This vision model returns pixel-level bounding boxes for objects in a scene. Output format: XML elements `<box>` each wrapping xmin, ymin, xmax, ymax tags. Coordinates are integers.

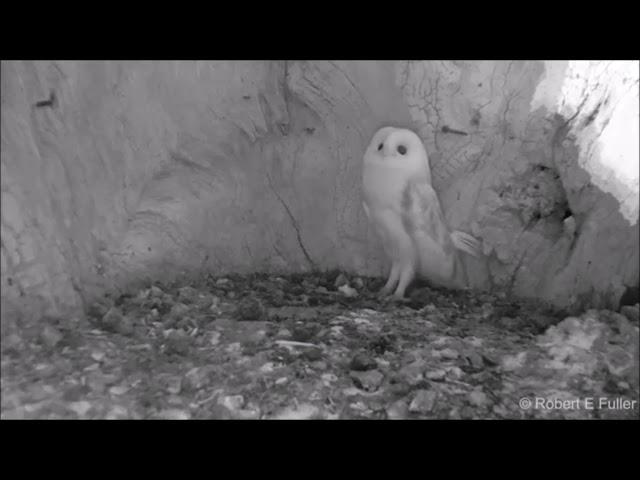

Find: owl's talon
<box><xmin>378</xmin><ymin>291</ymin><xmax>408</xmax><ymax>303</ymax></box>
<box><xmin>378</xmin><ymin>287</ymin><xmax>393</xmax><ymax>298</ymax></box>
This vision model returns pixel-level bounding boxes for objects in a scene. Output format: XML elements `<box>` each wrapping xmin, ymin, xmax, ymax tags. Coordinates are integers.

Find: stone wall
<box><xmin>1</xmin><ymin>60</ymin><xmax>637</xmax><ymax>327</ymax></box>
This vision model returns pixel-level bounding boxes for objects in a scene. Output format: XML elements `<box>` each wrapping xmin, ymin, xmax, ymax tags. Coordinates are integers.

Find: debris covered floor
<box><xmin>2</xmin><ymin>272</ymin><xmax>639</xmax><ymax>419</ymax></box>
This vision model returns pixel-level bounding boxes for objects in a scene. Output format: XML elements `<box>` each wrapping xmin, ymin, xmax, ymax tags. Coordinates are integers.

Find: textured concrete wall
<box><xmin>1</xmin><ymin>60</ymin><xmax>638</xmax><ymax>327</ymax></box>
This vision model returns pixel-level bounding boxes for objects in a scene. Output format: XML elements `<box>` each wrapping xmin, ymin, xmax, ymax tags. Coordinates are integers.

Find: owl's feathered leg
<box><xmin>393</xmin><ymin>263</ymin><xmax>415</xmax><ymax>299</ymax></box>
<box><xmin>379</xmin><ymin>262</ymin><xmax>400</xmax><ymax>297</ymax></box>
<box><xmin>392</xmin><ymin>236</ymin><xmax>417</xmax><ymax>299</ymax></box>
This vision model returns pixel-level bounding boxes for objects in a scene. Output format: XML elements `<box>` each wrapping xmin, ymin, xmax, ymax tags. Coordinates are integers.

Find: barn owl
<box><xmin>362</xmin><ymin>126</ymin><xmax>481</xmax><ymax>299</ymax></box>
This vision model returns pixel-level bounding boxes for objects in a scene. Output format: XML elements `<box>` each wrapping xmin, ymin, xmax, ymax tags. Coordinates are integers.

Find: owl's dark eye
<box><xmin>377</xmin><ymin>143</ymin><xmax>384</xmax><ymax>151</ymax></box>
<box><xmin>397</xmin><ymin>145</ymin><xmax>407</xmax><ymax>155</ymax></box>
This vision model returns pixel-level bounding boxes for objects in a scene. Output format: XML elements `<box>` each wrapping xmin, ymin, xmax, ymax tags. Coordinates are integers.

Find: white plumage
<box><xmin>362</xmin><ymin>126</ymin><xmax>481</xmax><ymax>299</ymax></box>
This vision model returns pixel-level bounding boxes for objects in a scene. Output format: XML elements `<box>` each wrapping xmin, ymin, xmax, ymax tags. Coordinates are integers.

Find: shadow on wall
<box><xmin>466</xmin><ymin>109</ymin><xmax>638</xmax><ymax>313</ymax></box>
<box><xmin>544</xmin><ymin>114</ymin><xmax>638</xmax><ymax>311</ymax></box>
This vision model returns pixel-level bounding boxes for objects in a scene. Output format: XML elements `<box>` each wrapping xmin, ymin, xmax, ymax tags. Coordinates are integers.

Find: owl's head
<box><xmin>364</xmin><ymin>126</ymin><xmax>431</xmax><ymax>177</ymax></box>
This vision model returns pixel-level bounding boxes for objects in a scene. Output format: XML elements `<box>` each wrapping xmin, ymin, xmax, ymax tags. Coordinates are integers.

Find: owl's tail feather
<box><xmin>450</xmin><ymin>231</ymin><xmax>481</xmax><ymax>257</ymax></box>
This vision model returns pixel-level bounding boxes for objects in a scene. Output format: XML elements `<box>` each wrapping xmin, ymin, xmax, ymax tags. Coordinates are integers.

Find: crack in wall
<box><xmin>327</xmin><ymin>61</ymin><xmax>371</xmax><ymax>113</ymax></box>
<box><xmin>266</xmin><ymin>172</ymin><xmax>316</xmax><ymax>270</ymax></box>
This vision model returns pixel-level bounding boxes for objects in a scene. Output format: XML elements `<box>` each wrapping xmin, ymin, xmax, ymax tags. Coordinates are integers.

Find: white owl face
<box><xmin>364</xmin><ymin>126</ymin><xmax>430</xmax><ymax>175</ymax></box>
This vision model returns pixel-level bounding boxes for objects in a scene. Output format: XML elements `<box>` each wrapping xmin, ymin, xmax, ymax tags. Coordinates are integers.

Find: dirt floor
<box><xmin>1</xmin><ymin>272</ymin><xmax>638</xmax><ymax>419</ymax></box>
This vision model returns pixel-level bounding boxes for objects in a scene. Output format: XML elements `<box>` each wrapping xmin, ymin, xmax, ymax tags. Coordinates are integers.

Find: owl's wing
<box><xmin>402</xmin><ymin>179</ymin><xmax>481</xmax><ymax>258</ymax></box>
<box><xmin>362</xmin><ymin>201</ymin><xmax>370</xmax><ymax>221</ymax></box>
<box><xmin>400</xmin><ymin>179</ymin><xmax>454</xmax><ymax>254</ymax></box>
